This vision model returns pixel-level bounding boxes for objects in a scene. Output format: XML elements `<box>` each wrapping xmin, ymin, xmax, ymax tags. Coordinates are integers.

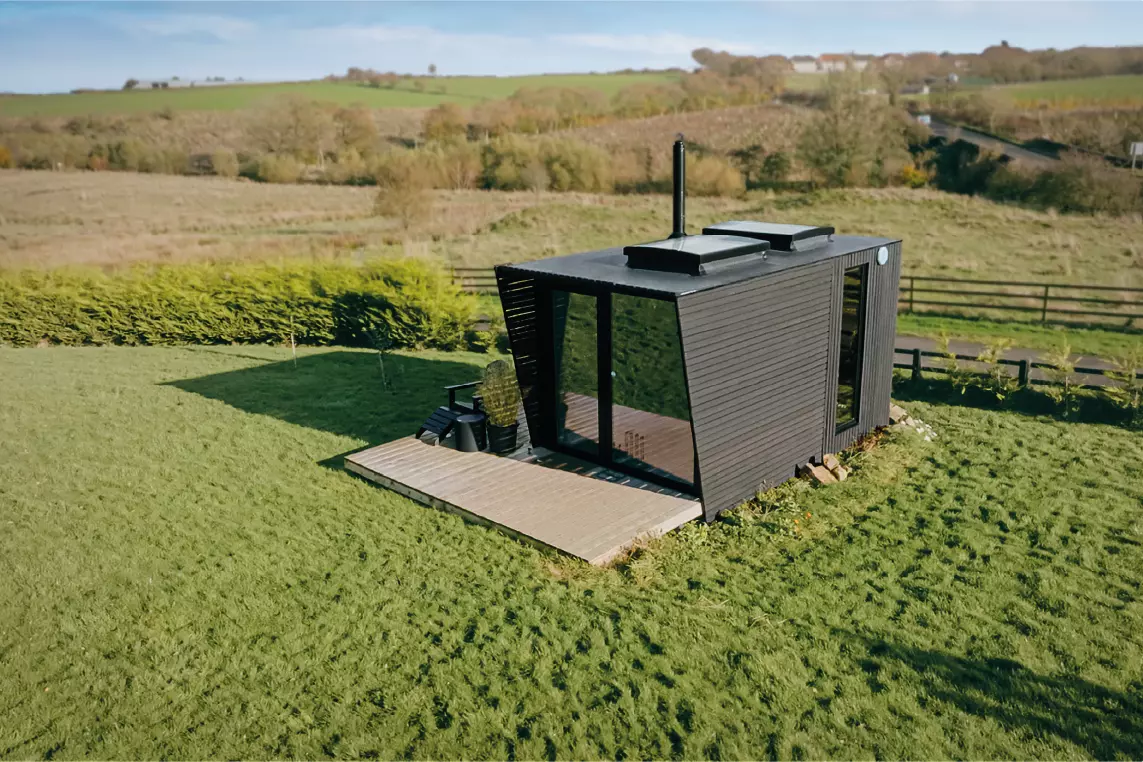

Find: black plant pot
<box><xmin>487</xmin><ymin>422</ymin><xmax>519</xmax><ymax>454</ymax></box>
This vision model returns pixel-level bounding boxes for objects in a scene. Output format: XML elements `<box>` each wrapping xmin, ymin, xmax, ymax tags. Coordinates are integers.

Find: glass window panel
<box><xmin>611</xmin><ymin>293</ymin><xmax>695</xmax><ymax>485</ymax></box>
<box><xmin>552</xmin><ymin>291</ymin><xmax>598</xmax><ymax>455</ymax></box>
<box><xmin>835</xmin><ymin>265</ymin><xmax>867</xmax><ymax>431</ymax></box>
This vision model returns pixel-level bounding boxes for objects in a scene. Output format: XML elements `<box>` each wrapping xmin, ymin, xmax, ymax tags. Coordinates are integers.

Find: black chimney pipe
<box><xmin>670</xmin><ymin>134</ymin><xmax>685</xmax><ymax>238</ymax></box>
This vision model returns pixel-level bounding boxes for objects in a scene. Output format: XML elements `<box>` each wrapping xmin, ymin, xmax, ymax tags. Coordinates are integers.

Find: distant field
<box><xmin>3</xmin><ymin>169</ymin><xmax>1141</xmax><ymax>286</ymax></box>
<box><xmin>0</xmin><ymin>72</ymin><xmax>681</xmax><ymax>118</ymax></box>
<box><xmin>784</xmin><ymin>72</ymin><xmax>829</xmax><ymax>91</ymax></box>
<box><xmin>995</xmin><ymin>74</ymin><xmax>1143</xmax><ymax>107</ymax></box>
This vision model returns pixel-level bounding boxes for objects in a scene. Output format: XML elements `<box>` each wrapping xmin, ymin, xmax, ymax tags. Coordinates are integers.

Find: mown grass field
<box><xmin>1</xmin><ymin>345</ymin><xmax>1142</xmax><ymax>758</ymax></box>
<box><xmin>0</xmin><ymin>72</ymin><xmax>680</xmax><ymax>118</ymax></box>
<box><xmin>995</xmin><ymin>74</ymin><xmax>1143</xmax><ymax>107</ymax></box>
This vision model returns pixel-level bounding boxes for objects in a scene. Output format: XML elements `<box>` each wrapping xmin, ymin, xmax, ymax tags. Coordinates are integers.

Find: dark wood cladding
<box><xmin>495</xmin><ymin>235</ymin><xmax>901</xmax><ymax>526</ymax></box>
<box><xmin>677</xmin><ymin>265</ymin><xmax>835</xmax><ymax>521</ymax></box>
<box><xmin>495</xmin><ymin>265</ymin><xmax>541</xmax><ymax>447</ymax></box>
<box><xmin>823</xmin><ymin>242</ymin><xmax>902</xmax><ymax>454</ymax></box>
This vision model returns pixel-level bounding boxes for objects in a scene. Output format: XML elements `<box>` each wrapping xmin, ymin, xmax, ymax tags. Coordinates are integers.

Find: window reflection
<box><xmin>836</xmin><ymin>264</ymin><xmax>866</xmax><ymax>430</ymax></box>
<box><xmin>611</xmin><ymin>294</ymin><xmax>694</xmax><ymax>485</ymax></box>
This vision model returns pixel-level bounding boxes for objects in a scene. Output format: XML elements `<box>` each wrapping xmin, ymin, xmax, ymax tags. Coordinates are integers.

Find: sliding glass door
<box><xmin>548</xmin><ymin>287</ymin><xmax>696</xmax><ymax>492</ymax></box>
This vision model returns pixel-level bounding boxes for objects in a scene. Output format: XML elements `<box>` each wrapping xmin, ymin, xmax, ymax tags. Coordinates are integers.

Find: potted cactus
<box><xmin>479</xmin><ymin>359</ymin><xmax>521</xmax><ymax>453</ymax></box>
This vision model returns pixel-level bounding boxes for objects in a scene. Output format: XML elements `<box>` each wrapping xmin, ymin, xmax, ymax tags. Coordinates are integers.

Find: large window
<box><xmin>552</xmin><ymin>291</ymin><xmax>599</xmax><ymax>455</ymax></box>
<box><xmin>611</xmin><ymin>294</ymin><xmax>694</xmax><ymax>485</ymax></box>
<box><xmin>835</xmin><ymin>265</ymin><xmax>867</xmax><ymax>431</ymax></box>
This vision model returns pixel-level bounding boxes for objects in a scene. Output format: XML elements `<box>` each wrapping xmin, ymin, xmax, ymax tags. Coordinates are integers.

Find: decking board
<box><xmin>345</xmin><ymin>438</ymin><xmax>700</xmax><ymax>566</ymax></box>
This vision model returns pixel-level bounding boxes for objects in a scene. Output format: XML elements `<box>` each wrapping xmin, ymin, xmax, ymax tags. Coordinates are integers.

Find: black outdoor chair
<box><xmin>415</xmin><ymin>381</ymin><xmax>483</xmax><ymax>441</ymax></box>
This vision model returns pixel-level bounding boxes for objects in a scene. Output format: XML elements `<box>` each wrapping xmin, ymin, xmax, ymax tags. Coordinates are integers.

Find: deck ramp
<box><xmin>345</xmin><ymin>439</ymin><xmax>701</xmax><ymax>566</ymax></box>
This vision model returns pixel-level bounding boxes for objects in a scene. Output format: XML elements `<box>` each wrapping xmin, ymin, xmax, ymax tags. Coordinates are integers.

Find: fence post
<box><xmin>909</xmin><ymin>276</ymin><xmax>916</xmax><ymax>313</ymax></box>
<box><xmin>1018</xmin><ymin>359</ymin><xmax>1029</xmax><ymax>387</ymax></box>
<box><xmin>1040</xmin><ymin>284</ymin><xmax>1050</xmax><ymax>323</ymax></box>
<box><xmin>911</xmin><ymin>348</ymin><xmax>923</xmax><ymax>382</ymax></box>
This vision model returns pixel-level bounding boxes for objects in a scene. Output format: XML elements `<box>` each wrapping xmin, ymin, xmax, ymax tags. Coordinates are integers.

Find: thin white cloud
<box><xmin>120</xmin><ymin>14</ymin><xmax>257</xmax><ymax>43</ymax></box>
<box><xmin>311</xmin><ymin>24</ymin><xmax>523</xmax><ymax>50</ymax></box>
<box><xmin>553</xmin><ymin>32</ymin><xmax>760</xmax><ymax>57</ymax></box>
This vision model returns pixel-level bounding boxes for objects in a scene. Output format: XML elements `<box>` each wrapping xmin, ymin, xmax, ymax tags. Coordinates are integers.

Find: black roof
<box><xmin>503</xmin><ymin>232</ymin><xmax>898</xmax><ymax>298</ymax></box>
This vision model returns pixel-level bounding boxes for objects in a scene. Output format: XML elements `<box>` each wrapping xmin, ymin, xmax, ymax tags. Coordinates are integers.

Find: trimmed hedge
<box><xmin>0</xmin><ymin>259</ymin><xmax>478</xmax><ymax>349</ymax></box>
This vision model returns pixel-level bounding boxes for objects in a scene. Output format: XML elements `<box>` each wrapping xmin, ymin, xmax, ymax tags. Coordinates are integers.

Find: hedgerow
<box><xmin>0</xmin><ymin>259</ymin><xmax>478</xmax><ymax>349</ymax></box>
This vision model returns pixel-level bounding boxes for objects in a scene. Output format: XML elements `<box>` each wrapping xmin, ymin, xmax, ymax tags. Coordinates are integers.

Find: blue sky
<box><xmin>1</xmin><ymin>1</ymin><xmax>1141</xmax><ymax>93</ymax></box>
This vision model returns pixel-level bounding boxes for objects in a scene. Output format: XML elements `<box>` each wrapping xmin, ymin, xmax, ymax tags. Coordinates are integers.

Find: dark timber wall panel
<box><xmin>824</xmin><ymin>242</ymin><xmax>903</xmax><ymax>454</ymax></box>
<box><xmin>678</xmin><ymin>263</ymin><xmax>835</xmax><ymax>521</ymax></box>
<box><xmin>495</xmin><ymin>266</ymin><xmax>541</xmax><ymax>447</ymax></box>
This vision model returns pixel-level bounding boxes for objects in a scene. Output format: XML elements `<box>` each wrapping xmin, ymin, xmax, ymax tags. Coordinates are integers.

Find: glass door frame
<box><xmin>536</xmin><ymin>280</ymin><xmax>698</xmax><ymax>496</ymax></box>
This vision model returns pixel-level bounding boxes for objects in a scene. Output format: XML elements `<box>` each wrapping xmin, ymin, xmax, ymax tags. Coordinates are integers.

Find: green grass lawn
<box><xmin>994</xmin><ymin>74</ymin><xmax>1143</xmax><ymax>106</ymax></box>
<box><xmin>0</xmin><ymin>72</ymin><xmax>680</xmax><ymax>118</ymax></box>
<box><xmin>3</xmin><ymin>345</ymin><xmax>1143</xmax><ymax>758</ymax></box>
<box><xmin>897</xmin><ymin>314</ymin><xmax>1143</xmax><ymax>360</ymax></box>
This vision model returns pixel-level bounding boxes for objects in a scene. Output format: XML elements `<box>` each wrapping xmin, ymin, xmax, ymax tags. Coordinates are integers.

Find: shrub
<box><xmin>0</xmin><ymin>145</ymin><xmax>10</xmax><ymax>169</ymax></box>
<box><xmin>1103</xmin><ymin>348</ymin><xmax>1143</xmax><ymax>428</ymax></box>
<box><xmin>480</xmin><ymin>136</ymin><xmax>612</xmax><ymax>193</ymax></box>
<box><xmin>425</xmin><ymin>140</ymin><xmax>481</xmax><ymax>190</ymax></box>
<box><xmin>542</xmin><ymin>138</ymin><xmax>612</xmax><ymax>193</ymax></box>
<box><xmin>760</xmin><ymin>151</ymin><xmax>792</xmax><ymax>183</ymax></box>
<box><xmin>480</xmin><ymin>135</ymin><xmax>543</xmax><ymax>191</ymax></box>
<box><xmin>899</xmin><ymin>164</ymin><xmax>928</xmax><ymax>188</ymax></box>
<box><xmin>1042</xmin><ymin>344</ymin><xmax>1080</xmax><ymax>417</ymax></box>
<box><xmin>373</xmin><ymin>151</ymin><xmax>433</xmax><ymax>228</ymax></box>
<box><xmin>321</xmin><ymin>147</ymin><xmax>370</xmax><ymax>185</ymax></box>
<box><xmin>688</xmin><ymin>155</ymin><xmax>745</xmax><ymax>197</ymax></box>
<box><xmin>211</xmin><ymin>150</ymin><xmax>240</xmax><ymax>178</ymax></box>
<box><xmin>423</xmin><ymin>103</ymin><xmax>468</xmax><ymax>143</ymax></box>
<box><xmin>0</xmin><ymin>259</ymin><xmax>476</xmax><ymax>349</ymax></box>
<box><xmin>479</xmin><ymin>359</ymin><xmax>521</xmax><ymax>426</ymax></box>
<box><xmin>256</xmin><ymin>154</ymin><xmax>303</xmax><ymax>184</ymax></box>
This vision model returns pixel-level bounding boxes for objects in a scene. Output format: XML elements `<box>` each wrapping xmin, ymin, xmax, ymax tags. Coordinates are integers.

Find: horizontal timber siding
<box><xmin>677</xmin><ymin>264</ymin><xmax>834</xmax><ymax>521</ymax></box>
<box><xmin>824</xmin><ymin>242</ymin><xmax>903</xmax><ymax>454</ymax></box>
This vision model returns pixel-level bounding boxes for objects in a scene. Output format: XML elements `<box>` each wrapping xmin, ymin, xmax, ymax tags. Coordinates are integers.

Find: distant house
<box><xmin>132</xmin><ymin>78</ymin><xmax>235</xmax><ymax>90</ymax></box>
<box><xmin>790</xmin><ymin>55</ymin><xmax>818</xmax><ymax>74</ymax></box>
<box><xmin>787</xmin><ymin>53</ymin><xmax>871</xmax><ymax>73</ymax></box>
<box><xmin>900</xmin><ymin>82</ymin><xmax>931</xmax><ymax>96</ymax></box>
<box><xmin>818</xmin><ymin>54</ymin><xmax>869</xmax><ymax>72</ymax></box>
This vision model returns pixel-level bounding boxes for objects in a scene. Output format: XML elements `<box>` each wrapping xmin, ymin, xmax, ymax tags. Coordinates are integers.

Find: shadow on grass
<box><xmin>852</xmin><ymin>633</ymin><xmax>1143</xmax><ymax>759</ymax></box>
<box><xmin>167</xmin><ymin>350</ymin><xmax>482</xmax><ymax>447</ymax></box>
<box><xmin>892</xmin><ymin>375</ymin><xmax>1137</xmax><ymax>429</ymax></box>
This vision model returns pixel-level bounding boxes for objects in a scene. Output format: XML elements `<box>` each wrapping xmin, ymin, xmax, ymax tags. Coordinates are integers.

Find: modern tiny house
<box><xmin>495</xmin><ymin>140</ymin><xmax>902</xmax><ymax>522</ymax></box>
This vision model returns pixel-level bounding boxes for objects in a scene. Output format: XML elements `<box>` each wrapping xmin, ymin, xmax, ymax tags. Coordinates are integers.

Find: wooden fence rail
<box><xmin>452</xmin><ymin>268</ymin><xmax>499</xmax><ymax>294</ymax></box>
<box><xmin>898</xmin><ymin>274</ymin><xmax>1143</xmax><ymax>323</ymax></box>
<box><xmin>453</xmin><ymin>268</ymin><xmax>1143</xmax><ymax>324</ymax></box>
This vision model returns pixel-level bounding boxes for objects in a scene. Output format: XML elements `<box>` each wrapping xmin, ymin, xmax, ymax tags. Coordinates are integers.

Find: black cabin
<box><xmin>495</xmin><ymin>140</ymin><xmax>902</xmax><ymax>521</ymax></box>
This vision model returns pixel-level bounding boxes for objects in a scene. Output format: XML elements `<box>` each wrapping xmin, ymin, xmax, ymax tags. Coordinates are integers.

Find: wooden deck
<box><xmin>345</xmin><ymin>438</ymin><xmax>701</xmax><ymax>566</ymax></box>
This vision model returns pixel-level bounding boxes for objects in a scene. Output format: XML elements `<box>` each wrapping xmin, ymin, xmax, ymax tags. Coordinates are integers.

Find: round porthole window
<box><xmin>876</xmin><ymin>246</ymin><xmax>889</xmax><ymax>265</ymax></box>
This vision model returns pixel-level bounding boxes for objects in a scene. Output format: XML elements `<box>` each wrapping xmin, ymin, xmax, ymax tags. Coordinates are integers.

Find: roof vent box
<box><xmin>702</xmin><ymin>221</ymin><xmax>834</xmax><ymax>252</ymax></box>
<box><xmin>624</xmin><ymin>234</ymin><xmax>769</xmax><ymax>276</ymax></box>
